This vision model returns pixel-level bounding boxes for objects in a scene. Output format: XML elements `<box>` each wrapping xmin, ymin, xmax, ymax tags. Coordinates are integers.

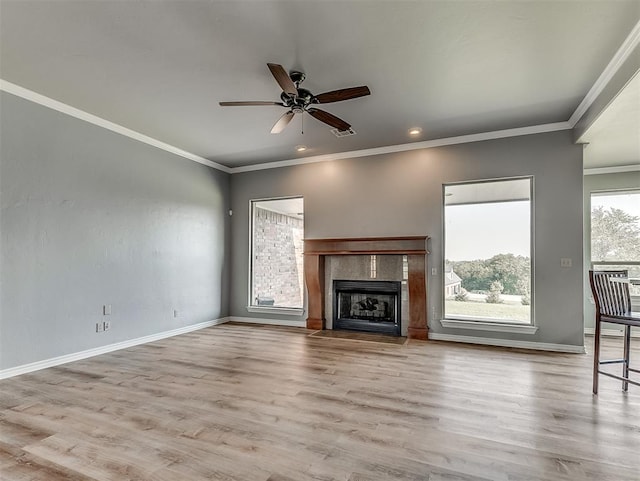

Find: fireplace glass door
<box><xmin>333</xmin><ymin>280</ymin><xmax>401</xmax><ymax>336</ymax></box>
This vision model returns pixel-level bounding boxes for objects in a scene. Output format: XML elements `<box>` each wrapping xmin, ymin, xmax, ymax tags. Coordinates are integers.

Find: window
<box><xmin>590</xmin><ymin>190</ymin><xmax>640</xmax><ymax>304</ymax></box>
<box><xmin>443</xmin><ymin>178</ymin><xmax>533</xmax><ymax>324</ymax></box>
<box><xmin>250</xmin><ymin>197</ymin><xmax>304</xmax><ymax>311</ymax></box>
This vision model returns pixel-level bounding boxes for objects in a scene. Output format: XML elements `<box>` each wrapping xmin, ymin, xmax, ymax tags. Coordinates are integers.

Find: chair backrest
<box><xmin>589</xmin><ymin>270</ymin><xmax>632</xmax><ymax>317</ymax></box>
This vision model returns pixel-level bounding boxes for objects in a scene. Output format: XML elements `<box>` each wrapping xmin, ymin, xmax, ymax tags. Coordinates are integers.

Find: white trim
<box><xmin>585</xmin><ymin>327</ymin><xmax>640</xmax><ymax>338</ymax></box>
<box><xmin>429</xmin><ymin>332</ymin><xmax>586</xmax><ymax>354</ymax></box>
<box><xmin>0</xmin><ymin>78</ymin><xmax>571</xmax><ymax>175</ymax></box>
<box><xmin>584</xmin><ymin>164</ymin><xmax>640</xmax><ymax>175</ymax></box>
<box><xmin>0</xmin><ymin>317</ymin><xmax>230</xmax><ymax>380</ymax></box>
<box><xmin>246</xmin><ymin>306</ymin><xmax>304</xmax><ymax>316</ymax></box>
<box><xmin>4</xmin><ymin>13</ymin><xmax>636</xmax><ymax>178</ymax></box>
<box><xmin>568</xmin><ymin>19</ymin><xmax>640</xmax><ymax>127</ymax></box>
<box><xmin>228</xmin><ymin>316</ymin><xmax>306</xmax><ymax>327</ymax></box>
<box><xmin>229</xmin><ymin>122</ymin><xmax>572</xmax><ymax>173</ymax></box>
<box><xmin>440</xmin><ymin>318</ymin><xmax>538</xmax><ymax>334</ymax></box>
<box><xmin>248</xmin><ymin>195</ymin><xmax>305</xmax><ymax>312</ymax></box>
<box><xmin>0</xmin><ymin>79</ymin><xmax>231</xmax><ymax>174</ymax></box>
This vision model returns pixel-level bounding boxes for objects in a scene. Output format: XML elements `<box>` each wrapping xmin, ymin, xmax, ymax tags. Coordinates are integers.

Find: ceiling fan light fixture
<box><xmin>295</xmin><ymin>145</ymin><xmax>307</xmax><ymax>152</ymax></box>
<box><xmin>409</xmin><ymin>127</ymin><xmax>423</xmax><ymax>136</ymax></box>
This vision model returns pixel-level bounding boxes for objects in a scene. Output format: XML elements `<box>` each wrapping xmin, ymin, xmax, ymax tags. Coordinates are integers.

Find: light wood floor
<box><xmin>1</xmin><ymin>323</ymin><xmax>639</xmax><ymax>481</ymax></box>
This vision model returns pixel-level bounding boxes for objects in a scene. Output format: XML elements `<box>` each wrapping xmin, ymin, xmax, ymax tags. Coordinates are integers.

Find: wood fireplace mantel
<box><xmin>303</xmin><ymin>236</ymin><xmax>430</xmax><ymax>340</ymax></box>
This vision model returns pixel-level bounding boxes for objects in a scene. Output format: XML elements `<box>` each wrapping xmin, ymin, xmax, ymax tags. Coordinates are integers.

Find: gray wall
<box><xmin>231</xmin><ymin>130</ymin><xmax>585</xmax><ymax>347</ymax></box>
<box><xmin>0</xmin><ymin>92</ymin><xmax>230</xmax><ymax>370</ymax></box>
<box><xmin>583</xmin><ymin>170</ymin><xmax>640</xmax><ymax>329</ymax></box>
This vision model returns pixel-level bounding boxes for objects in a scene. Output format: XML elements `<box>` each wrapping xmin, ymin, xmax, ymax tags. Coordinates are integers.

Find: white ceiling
<box><xmin>1</xmin><ymin>1</ymin><xmax>639</xmax><ymax>169</ymax></box>
<box><xmin>579</xmin><ymin>71</ymin><xmax>640</xmax><ymax>169</ymax></box>
<box><xmin>445</xmin><ymin>178</ymin><xmax>531</xmax><ymax>206</ymax></box>
<box><xmin>254</xmin><ymin>197</ymin><xmax>304</xmax><ymax>219</ymax></box>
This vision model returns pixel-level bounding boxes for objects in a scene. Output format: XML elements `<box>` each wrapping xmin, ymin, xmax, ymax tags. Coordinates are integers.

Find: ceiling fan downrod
<box><xmin>289</xmin><ymin>71</ymin><xmax>306</xmax><ymax>87</ymax></box>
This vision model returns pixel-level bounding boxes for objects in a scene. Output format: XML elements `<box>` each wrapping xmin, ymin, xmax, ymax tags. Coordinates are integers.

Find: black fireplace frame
<box><xmin>333</xmin><ymin>280</ymin><xmax>401</xmax><ymax>336</ymax></box>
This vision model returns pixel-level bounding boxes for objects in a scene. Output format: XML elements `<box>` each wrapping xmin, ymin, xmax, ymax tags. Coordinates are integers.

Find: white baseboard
<box><xmin>429</xmin><ymin>332</ymin><xmax>586</xmax><ymax>353</ymax></box>
<box><xmin>440</xmin><ymin>318</ymin><xmax>538</xmax><ymax>334</ymax></box>
<box><xmin>228</xmin><ymin>316</ymin><xmax>307</xmax><ymax>327</ymax></box>
<box><xmin>0</xmin><ymin>317</ymin><xmax>230</xmax><ymax>380</ymax></box>
<box><xmin>584</xmin><ymin>327</ymin><xmax>640</xmax><ymax>338</ymax></box>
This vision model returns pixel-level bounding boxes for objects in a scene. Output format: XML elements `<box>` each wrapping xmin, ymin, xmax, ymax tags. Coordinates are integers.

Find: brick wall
<box><xmin>252</xmin><ymin>207</ymin><xmax>304</xmax><ymax>308</ymax></box>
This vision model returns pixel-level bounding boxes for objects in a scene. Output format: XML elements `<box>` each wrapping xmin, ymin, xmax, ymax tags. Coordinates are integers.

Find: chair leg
<box><xmin>593</xmin><ymin>318</ymin><xmax>601</xmax><ymax>395</ymax></box>
<box><xmin>623</xmin><ymin>325</ymin><xmax>631</xmax><ymax>392</ymax></box>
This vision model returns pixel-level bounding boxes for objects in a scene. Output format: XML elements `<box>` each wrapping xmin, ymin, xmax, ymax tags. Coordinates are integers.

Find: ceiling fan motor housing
<box><xmin>280</xmin><ymin>88</ymin><xmax>314</xmax><ymax>110</ymax></box>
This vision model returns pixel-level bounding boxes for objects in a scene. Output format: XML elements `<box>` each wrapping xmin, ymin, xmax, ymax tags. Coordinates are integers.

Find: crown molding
<box><xmin>233</xmin><ymin>18</ymin><xmax>639</xmax><ymax>174</ymax></box>
<box><xmin>4</xmin><ymin>16</ymin><xmax>637</xmax><ymax>176</ymax></box>
<box><xmin>229</xmin><ymin>122</ymin><xmax>572</xmax><ymax>173</ymax></box>
<box><xmin>568</xmin><ymin>19</ymin><xmax>640</xmax><ymax>128</ymax></box>
<box><xmin>0</xmin><ymin>79</ymin><xmax>232</xmax><ymax>174</ymax></box>
<box><xmin>1</xmin><ymin>78</ymin><xmax>571</xmax><ymax>174</ymax></box>
<box><xmin>583</xmin><ymin>164</ymin><xmax>640</xmax><ymax>175</ymax></box>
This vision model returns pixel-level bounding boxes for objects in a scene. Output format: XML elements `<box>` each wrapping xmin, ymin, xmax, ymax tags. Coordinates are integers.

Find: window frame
<box><xmin>441</xmin><ymin>176</ymin><xmax>536</xmax><ymax>330</ymax></box>
<box><xmin>589</xmin><ymin>188</ymin><xmax>640</xmax><ymax>307</ymax></box>
<box><xmin>247</xmin><ymin>195</ymin><xmax>305</xmax><ymax>316</ymax></box>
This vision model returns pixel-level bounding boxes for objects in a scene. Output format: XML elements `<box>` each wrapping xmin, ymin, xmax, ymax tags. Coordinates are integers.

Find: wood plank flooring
<box><xmin>1</xmin><ymin>323</ymin><xmax>639</xmax><ymax>481</ymax></box>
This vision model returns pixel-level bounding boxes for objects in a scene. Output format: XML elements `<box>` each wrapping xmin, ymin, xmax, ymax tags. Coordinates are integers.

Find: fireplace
<box><xmin>333</xmin><ymin>280</ymin><xmax>401</xmax><ymax>336</ymax></box>
<box><xmin>304</xmin><ymin>236</ymin><xmax>429</xmax><ymax>340</ymax></box>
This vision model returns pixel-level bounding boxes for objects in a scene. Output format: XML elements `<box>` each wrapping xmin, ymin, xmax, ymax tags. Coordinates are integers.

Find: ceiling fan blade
<box><xmin>271</xmin><ymin>111</ymin><xmax>295</xmax><ymax>134</ymax></box>
<box><xmin>219</xmin><ymin>101</ymin><xmax>283</xmax><ymax>106</ymax></box>
<box><xmin>267</xmin><ymin>63</ymin><xmax>297</xmax><ymax>96</ymax></box>
<box><xmin>314</xmin><ymin>86</ymin><xmax>371</xmax><ymax>104</ymax></box>
<box><xmin>307</xmin><ymin>108</ymin><xmax>351</xmax><ymax>131</ymax></box>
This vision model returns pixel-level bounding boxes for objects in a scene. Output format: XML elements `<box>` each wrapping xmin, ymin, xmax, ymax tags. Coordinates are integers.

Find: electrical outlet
<box><xmin>560</xmin><ymin>258</ymin><xmax>572</xmax><ymax>268</ymax></box>
<box><xmin>431</xmin><ymin>268</ymin><xmax>437</xmax><ymax>276</ymax></box>
<box><xmin>96</xmin><ymin>322</ymin><xmax>104</xmax><ymax>333</ymax></box>
<box><xmin>103</xmin><ymin>321</ymin><xmax>111</xmax><ymax>331</ymax></box>
<box><xmin>103</xmin><ymin>304</ymin><xmax>112</xmax><ymax>316</ymax></box>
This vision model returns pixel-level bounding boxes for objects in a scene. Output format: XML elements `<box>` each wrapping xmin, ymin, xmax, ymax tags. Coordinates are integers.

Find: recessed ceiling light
<box><xmin>408</xmin><ymin>127</ymin><xmax>422</xmax><ymax>136</ymax></box>
<box><xmin>295</xmin><ymin>145</ymin><xmax>307</xmax><ymax>152</ymax></box>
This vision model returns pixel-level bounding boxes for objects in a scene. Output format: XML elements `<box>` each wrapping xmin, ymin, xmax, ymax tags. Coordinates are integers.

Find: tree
<box><xmin>591</xmin><ymin>206</ymin><xmax>640</xmax><ymax>261</ymax></box>
<box><xmin>449</xmin><ymin>260</ymin><xmax>492</xmax><ymax>292</ymax></box>
<box><xmin>517</xmin><ymin>278</ymin><xmax>530</xmax><ymax>305</ymax></box>
<box><xmin>486</xmin><ymin>254</ymin><xmax>530</xmax><ymax>295</ymax></box>
<box><xmin>486</xmin><ymin>281</ymin><xmax>504</xmax><ymax>304</ymax></box>
<box><xmin>448</xmin><ymin>254</ymin><xmax>530</xmax><ymax>295</ymax></box>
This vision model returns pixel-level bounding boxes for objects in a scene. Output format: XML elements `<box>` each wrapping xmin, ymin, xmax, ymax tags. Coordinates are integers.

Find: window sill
<box><xmin>246</xmin><ymin>306</ymin><xmax>304</xmax><ymax>316</ymax></box>
<box><xmin>440</xmin><ymin>318</ymin><xmax>538</xmax><ymax>334</ymax></box>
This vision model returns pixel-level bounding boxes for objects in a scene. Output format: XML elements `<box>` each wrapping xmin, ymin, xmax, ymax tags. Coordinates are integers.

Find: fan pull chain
<box><xmin>301</xmin><ymin>112</ymin><xmax>304</xmax><ymax>135</ymax></box>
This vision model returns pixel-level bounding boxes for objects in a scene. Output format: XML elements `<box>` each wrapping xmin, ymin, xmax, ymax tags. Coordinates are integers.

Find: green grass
<box><xmin>445</xmin><ymin>300</ymin><xmax>531</xmax><ymax>322</ymax></box>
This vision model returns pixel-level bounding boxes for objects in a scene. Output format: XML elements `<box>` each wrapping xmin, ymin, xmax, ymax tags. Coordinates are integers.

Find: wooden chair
<box><xmin>589</xmin><ymin>270</ymin><xmax>640</xmax><ymax>394</ymax></box>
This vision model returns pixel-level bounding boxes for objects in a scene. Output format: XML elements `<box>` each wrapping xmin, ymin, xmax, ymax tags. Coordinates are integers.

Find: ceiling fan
<box><xmin>219</xmin><ymin>63</ymin><xmax>371</xmax><ymax>134</ymax></box>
